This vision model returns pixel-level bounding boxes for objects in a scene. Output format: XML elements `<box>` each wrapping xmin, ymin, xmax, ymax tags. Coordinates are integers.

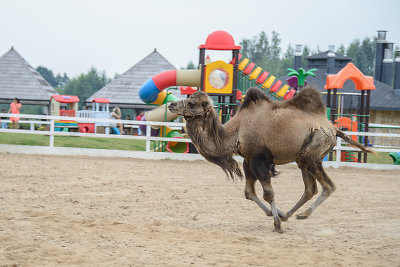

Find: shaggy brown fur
<box><xmin>168</xmin><ymin>86</ymin><xmax>374</xmax><ymax>233</ymax></box>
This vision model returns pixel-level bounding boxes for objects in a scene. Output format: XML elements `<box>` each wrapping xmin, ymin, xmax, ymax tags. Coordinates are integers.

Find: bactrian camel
<box><xmin>168</xmin><ymin>87</ymin><xmax>373</xmax><ymax>233</ymax></box>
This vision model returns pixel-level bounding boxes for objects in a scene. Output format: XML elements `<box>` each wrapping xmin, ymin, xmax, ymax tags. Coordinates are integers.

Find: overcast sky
<box><xmin>1</xmin><ymin>0</ymin><xmax>399</xmax><ymax>78</ymax></box>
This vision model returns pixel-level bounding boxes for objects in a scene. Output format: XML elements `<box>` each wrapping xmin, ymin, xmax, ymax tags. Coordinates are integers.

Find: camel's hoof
<box><xmin>296</xmin><ymin>213</ymin><xmax>309</xmax><ymax>220</ymax></box>
<box><xmin>273</xmin><ymin>227</ymin><xmax>283</xmax><ymax>234</ymax></box>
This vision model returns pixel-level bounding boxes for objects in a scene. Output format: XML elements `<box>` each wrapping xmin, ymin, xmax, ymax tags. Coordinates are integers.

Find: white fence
<box><xmin>0</xmin><ymin>113</ymin><xmax>190</xmax><ymax>153</ymax></box>
<box><xmin>1</xmin><ymin>113</ymin><xmax>400</xmax><ymax>169</ymax></box>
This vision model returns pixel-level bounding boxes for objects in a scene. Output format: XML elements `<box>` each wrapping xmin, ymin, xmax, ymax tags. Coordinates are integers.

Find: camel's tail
<box><xmin>336</xmin><ymin>129</ymin><xmax>376</xmax><ymax>155</ymax></box>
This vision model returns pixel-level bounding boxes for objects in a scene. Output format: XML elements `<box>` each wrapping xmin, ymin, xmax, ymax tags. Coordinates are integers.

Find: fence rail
<box><xmin>0</xmin><ymin>113</ymin><xmax>190</xmax><ymax>152</ymax></box>
<box><xmin>1</xmin><ymin>113</ymin><xmax>400</xmax><ymax>169</ymax></box>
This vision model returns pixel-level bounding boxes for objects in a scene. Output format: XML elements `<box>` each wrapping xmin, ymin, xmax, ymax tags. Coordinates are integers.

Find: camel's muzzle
<box><xmin>168</xmin><ymin>101</ymin><xmax>181</xmax><ymax>114</ymax></box>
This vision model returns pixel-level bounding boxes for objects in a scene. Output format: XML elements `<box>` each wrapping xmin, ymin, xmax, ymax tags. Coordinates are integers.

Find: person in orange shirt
<box><xmin>8</xmin><ymin>98</ymin><xmax>22</xmax><ymax>129</ymax></box>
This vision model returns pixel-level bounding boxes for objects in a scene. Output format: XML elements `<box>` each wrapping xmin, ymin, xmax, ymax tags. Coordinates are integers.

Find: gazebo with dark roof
<box><xmin>0</xmin><ymin>47</ymin><xmax>58</xmax><ymax>108</ymax></box>
<box><xmin>86</xmin><ymin>49</ymin><xmax>181</xmax><ymax>110</ymax></box>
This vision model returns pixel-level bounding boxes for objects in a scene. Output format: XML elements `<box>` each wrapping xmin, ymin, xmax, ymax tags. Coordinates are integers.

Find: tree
<box><xmin>36</xmin><ymin>66</ymin><xmax>69</xmax><ymax>91</ymax></box>
<box><xmin>302</xmin><ymin>45</ymin><xmax>311</xmax><ymax>64</ymax></box>
<box><xmin>345</xmin><ymin>37</ymin><xmax>376</xmax><ymax>76</ymax></box>
<box><xmin>280</xmin><ymin>44</ymin><xmax>295</xmax><ymax>74</ymax></box>
<box><xmin>240</xmin><ymin>31</ymin><xmax>288</xmax><ymax>76</ymax></box>
<box><xmin>63</xmin><ymin>67</ymin><xmax>110</xmax><ymax>108</ymax></box>
<box><xmin>36</xmin><ymin>66</ymin><xmax>58</xmax><ymax>87</ymax></box>
<box><xmin>336</xmin><ymin>44</ymin><xmax>346</xmax><ymax>55</ymax></box>
<box><xmin>181</xmin><ymin>60</ymin><xmax>196</xmax><ymax>70</ymax></box>
<box><xmin>240</xmin><ymin>31</ymin><xmax>270</xmax><ymax>67</ymax></box>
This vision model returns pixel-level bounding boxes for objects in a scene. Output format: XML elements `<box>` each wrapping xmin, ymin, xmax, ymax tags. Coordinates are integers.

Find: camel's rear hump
<box><xmin>280</xmin><ymin>87</ymin><xmax>326</xmax><ymax>115</ymax></box>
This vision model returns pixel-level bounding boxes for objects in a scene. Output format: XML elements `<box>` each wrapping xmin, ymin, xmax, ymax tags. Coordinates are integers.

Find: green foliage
<box><xmin>240</xmin><ymin>32</ymin><xmax>316</xmax><ymax>77</ymax></box>
<box><xmin>36</xmin><ymin>66</ymin><xmax>69</xmax><ymax>91</ymax></box>
<box><xmin>240</xmin><ymin>31</ymin><xmax>378</xmax><ymax>78</ymax></box>
<box><xmin>336</xmin><ymin>44</ymin><xmax>346</xmax><ymax>55</ymax></box>
<box><xmin>345</xmin><ymin>37</ymin><xmax>376</xmax><ymax>76</ymax></box>
<box><xmin>62</xmin><ymin>67</ymin><xmax>111</xmax><ymax>108</ymax></box>
<box><xmin>186</xmin><ymin>60</ymin><xmax>196</xmax><ymax>69</ymax></box>
<box><xmin>181</xmin><ymin>60</ymin><xmax>196</xmax><ymax>70</ymax></box>
<box><xmin>302</xmin><ymin>45</ymin><xmax>311</xmax><ymax>64</ymax></box>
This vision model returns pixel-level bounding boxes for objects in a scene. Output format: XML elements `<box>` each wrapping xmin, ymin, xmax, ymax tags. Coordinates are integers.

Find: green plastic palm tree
<box><xmin>287</xmin><ymin>68</ymin><xmax>317</xmax><ymax>87</ymax></box>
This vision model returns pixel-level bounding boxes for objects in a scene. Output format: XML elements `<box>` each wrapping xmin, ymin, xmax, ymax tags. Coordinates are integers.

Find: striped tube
<box><xmin>139</xmin><ymin>69</ymin><xmax>200</xmax><ymax>104</ymax></box>
<box><xmin>139</xmin><ymin>70</ymin><xmax>177</xmax><ymax>104</ymax></box>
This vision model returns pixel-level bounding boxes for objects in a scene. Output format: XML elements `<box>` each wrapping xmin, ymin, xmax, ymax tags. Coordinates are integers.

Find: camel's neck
<box><xmin>185</xmin><ymin>109</ymin><xmax>238</xmax><ymax>157</ymax></box>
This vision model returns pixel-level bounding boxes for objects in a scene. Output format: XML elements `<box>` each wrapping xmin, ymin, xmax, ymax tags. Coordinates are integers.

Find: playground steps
<box><xmin>235</xmin><ymin>54</ymin><xmax>295</xmax><ymax>101</ymax></box>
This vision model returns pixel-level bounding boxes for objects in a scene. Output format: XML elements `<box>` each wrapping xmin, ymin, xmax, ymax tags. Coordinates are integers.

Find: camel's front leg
<box><xmin>244</xmin><ymin>178</ymin><xmax>272</xmax><ymax>216</ymax></box>
<box><xmin>243</xmin><ymin>159</ymin><xmax>285</xmax><ymax>219</ymax></box>
<box><xmin>260</xmin><ymin>180</ymin><xmax>282</xmax><ymax>233</ymax></box>
<box><xmin>283</xmin><ymin>168</ymin><xmax>318</xmax><ymax>220</ymax></box>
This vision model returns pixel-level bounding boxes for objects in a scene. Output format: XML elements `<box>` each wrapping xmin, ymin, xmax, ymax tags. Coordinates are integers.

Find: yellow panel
<box><xmin>277</xmin><ymin>85</ymin><xmax>289</xmax><ymax>97</ymax></box>
<box><xmin>249</xmin><ymin>67</ymin><xmax>262</xmax><ymax>80</ymax></box>
<box><xmin>262</xmin><ymin>75</ymin><xmax>275</xmax><ymax>89</ymax></box>
<box><xmin>204</xmin><ymin>60</ymin><xmax>233</xmax><ymax>94</ymax></box>
<box><xmin>238</xmin><ymin>58</ymin><xmax>249</xmax><ymax>71</ymax></box>
<box><xmin>151</xmin><ymin>90</ymin><xmax>167</xmax><ymax>105</ymax></box>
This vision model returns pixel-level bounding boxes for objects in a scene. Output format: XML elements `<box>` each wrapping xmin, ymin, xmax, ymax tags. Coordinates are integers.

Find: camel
<box><xmin>168</xmin><ymin>87</ymin><xmax>373</xmax><ymax>233</ymax></box>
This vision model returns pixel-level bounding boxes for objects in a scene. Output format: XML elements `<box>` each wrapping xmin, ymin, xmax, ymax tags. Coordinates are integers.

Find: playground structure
<box><xmin>51</xmin><ymin>95</ymin><xmax>115</xmax><ymax>134</ymax></box>
<box><xmin>139</xmin><ymin>30</ymin><xmax>298</xmax><ymax>152</ymax></box>
<box><xmin>325</xmin><ymin>63</ymin><xmax>375</xmax><ymax>162</ymax></box>
<box><xmin>77</xmin><ymin>98</ymin><xmax>111</xmax><ymax>134</ymax></box>
<box><xmin>50</xmin><ymin>95</ymin><xmax>80</xmax><ymax>132</ymax></box>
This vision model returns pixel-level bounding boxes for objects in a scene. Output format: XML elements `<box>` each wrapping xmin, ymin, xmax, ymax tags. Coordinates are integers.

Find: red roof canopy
<box><xmin>199</xmin><ymin>31</ymin><xmax>241</xmax><ymax>50</ymax></box>
<box><xmin>51</xmin><ymin>95</ymin><xmax>79</xmax><ymax>103</ymax></box>
<box><xmin>92</xmin><ymin>98</ymin><xmax>110</xmax><ymax>103</ymax></box>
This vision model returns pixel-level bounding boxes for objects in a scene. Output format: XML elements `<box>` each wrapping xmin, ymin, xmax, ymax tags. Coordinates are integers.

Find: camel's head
<box><xmin>168</xmin><ymin>91</ymin><xmax>213</xmax><ymax>118</ymax></box>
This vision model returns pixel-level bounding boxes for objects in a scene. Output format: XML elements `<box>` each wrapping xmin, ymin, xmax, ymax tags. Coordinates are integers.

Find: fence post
<box><xmin>146</xmin><ymin>124</ymin><xmax>151</xmax><ymax>152</ymax></box>
<box><xmin>49</xmin><ymin>119</ymin><xmax>54</xmax><ymax>148</ymax></box>
<box><xmin>336</xmin><ymin>136</ymin><xmax>342</xmax><ymax>167</ymax></box>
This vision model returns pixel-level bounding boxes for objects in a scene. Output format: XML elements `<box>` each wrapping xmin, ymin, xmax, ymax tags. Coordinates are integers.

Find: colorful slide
<box><xmin>139</xmin><ymin>56</ymin><xmax>295</xmax><ymax>152</ymax></box>
<box><xmin>139</xmin><ymin>69</ymin><xmax>202</xmax><ymax>153</ymax></box>
<box><xmin>234</xmin><ymin>54</ymin><xmax>296</xmax><ymax>100</ymax></box>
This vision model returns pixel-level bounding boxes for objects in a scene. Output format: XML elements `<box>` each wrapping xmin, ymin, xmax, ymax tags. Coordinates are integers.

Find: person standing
<box><xmin>136</xmin><ymin>111</ymin><xmax>144</xmax><ymax>136</ymax></box>
<box><xmin>8</xmin><ymin>98</ymin><xmax>22</xmax><ymax>129</ymax></box>
<box><xmin>110</xmin><ymin>107</ymin><xmax>123</xmax><ymax>135</ymax></box>
<box><xmin>1</xmin><ymin>109</ymin><xmax>8</xmax><ymax>129</ymax></box>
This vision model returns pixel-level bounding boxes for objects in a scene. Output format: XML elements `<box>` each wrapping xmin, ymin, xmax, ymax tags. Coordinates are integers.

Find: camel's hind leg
<box><xmin>283</xmin><ymin>168</ymin><xmax>318</xmax><ymax>220</ymax></box>
<box><xmin>243</xmin><ymin>159</ymin><xmax>272</xmax><ymax>216</ymax></box>
<box><xmin>296</xmin><ymin>161</ymin><xmax>336</xmax><ymax>219</ymax></box>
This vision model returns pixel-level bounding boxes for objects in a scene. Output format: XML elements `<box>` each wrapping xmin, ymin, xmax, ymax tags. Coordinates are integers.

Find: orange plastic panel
<box><xmin>325</xmin><ymin>63</ymin><xmax>375</xmax><ymax>90</ymax></box>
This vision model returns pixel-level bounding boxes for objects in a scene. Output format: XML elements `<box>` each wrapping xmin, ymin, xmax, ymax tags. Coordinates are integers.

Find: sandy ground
<box><xmin>0</xmin><ymin>153</ymin><xmax>399</xmax><ymax>266</ymax></box>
